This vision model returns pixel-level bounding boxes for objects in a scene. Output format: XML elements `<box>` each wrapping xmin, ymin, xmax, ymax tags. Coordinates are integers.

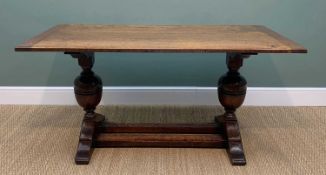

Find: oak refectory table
<box><xmin>15</xmin><ymin>24</ymin><xmax>307</xmax><ymax>165</ymax></box>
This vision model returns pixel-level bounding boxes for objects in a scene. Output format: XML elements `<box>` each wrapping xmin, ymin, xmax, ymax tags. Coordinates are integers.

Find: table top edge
<box><xmin>14</xmin><ymin>47</ymin><xmax>308</xmax><ymax>53</ymax></box>
<box><xmin>15</xmin><ymin>24</ymin><xmax>308</xmax><ymax>54</ymax></box>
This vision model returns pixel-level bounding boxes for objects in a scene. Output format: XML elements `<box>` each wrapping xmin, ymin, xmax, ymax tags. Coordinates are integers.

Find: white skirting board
<box><xmin>0</xmin><ymin>87</ymin><xmax>325</xmax><ymax>106</ymax></box>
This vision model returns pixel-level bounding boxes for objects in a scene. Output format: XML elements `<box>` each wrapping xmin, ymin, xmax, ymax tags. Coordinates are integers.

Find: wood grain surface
<box><xmin>100</xmin><ymin>122</ymin><xmax>221</xmax><ymax>134</ymax></box>
<box><xmin>15</xmin><ymin>24</ymin><xmax>307</xmax><ymax>53</ymax></box>
<box><xmin>95</xmin><ymin>133</ymin><xmax>226</xmax><ymax>148</ymax></box>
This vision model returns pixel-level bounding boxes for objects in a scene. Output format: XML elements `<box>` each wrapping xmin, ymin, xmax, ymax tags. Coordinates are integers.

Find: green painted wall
<box><xmin>0</xmin><ymin>0</ymin><xmax>325</xmax><ymax>87</ymax></box>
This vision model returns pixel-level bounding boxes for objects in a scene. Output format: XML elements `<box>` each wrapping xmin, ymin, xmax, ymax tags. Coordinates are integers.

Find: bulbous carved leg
<box><xmin>67</xmin><ymin>52</ymin><xmax>105</xmax><ymax>164</ymax></box>
<box><xmin>216</xmin><ymin>53</ymin><xmax>252</xmax><ymax>165</ymax></box>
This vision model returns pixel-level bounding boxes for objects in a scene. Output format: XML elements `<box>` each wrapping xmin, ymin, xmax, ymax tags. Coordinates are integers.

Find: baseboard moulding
<box><xmin>0</xmin><ymin>86</ymin><xmax>325</xmax><ymax>106</ymax></box>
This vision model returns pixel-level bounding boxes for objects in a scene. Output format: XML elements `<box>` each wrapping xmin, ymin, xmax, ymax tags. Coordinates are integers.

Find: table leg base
<box><xmin>216</xmin><ymin>114</ymin><xmax>246</xmax><ymax>166</ymax></box>
<box><xmin>227</xmin><ymin>142</ymin><xmax>246</xmax><ymax>165</ymax></box>
<box><xmin>75</xmin><ymin>115</ymin><xmax>246</xmax><ymax>165</ymax></box>
<box><xmin>75</xmin><ymin>113</ymin><xmax>104</xmax><ymax>165</ymax></box>
<box><xmin>75</xmin><ymin>141</ymin><xmax>93</xmax><ymax>164</ymax></box>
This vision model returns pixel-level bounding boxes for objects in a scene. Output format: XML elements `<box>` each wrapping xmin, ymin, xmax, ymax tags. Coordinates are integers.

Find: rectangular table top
<box><xmin>15</xmin><ymin>24</ymin><xmax>307</xmax><ymax>53</ymax></box>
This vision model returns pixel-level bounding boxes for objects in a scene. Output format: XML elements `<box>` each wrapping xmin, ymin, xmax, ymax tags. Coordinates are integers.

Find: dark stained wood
<box><xmin>95</xmin><ymin>133</ymin><xmax>226</xmax><ymax>148</ymax></box>
<box><xmin>75</xmin><ymin>119</ymin><xmax>94</xmax><ymax>164</ymax></box>
<box><xmin>216</xmin><ymin>53</ymin><xmax>248</xmax><ymax>165</ymax></box>
<box><xmin>217</xmin><ymin>53</ymin><xmax>247</xmax><ymax>111</ymax></box>
<box><xmin>224</xmin><ymin>114</ymin><xmax>246</xmax><ymax>165</ymax></box>
<box><xmin>100</xmin><ymin>122</ymin><xmax>222</xmax><ymax>134</ymax></box>
<box><xmin>75</xmin><ymin>113</ymin><xmax>105</xmax><ymax>164</ymax></box>
<box><xmin>68</xmin><ymin>51</ymin><xmax>250</xmax><ymax>165</ymax></box>
<box><xmin>71</xmin><ymin>52</ymin><xmax>106</xmax><ymax>164</ymax></box>
<box><xmin>72</xmin><ymin>52</ymin><xmax>103</xmax><ymax>113</ymax></box>
<box><xmin>15</xmin><ymin>24</ymin><xmax>307</xmax><ymax>53</ymax></box>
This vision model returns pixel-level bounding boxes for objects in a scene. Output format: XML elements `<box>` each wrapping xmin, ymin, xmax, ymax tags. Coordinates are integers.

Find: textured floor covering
<box><xmin>0</xmin><ymin>105</ymin><xmax>325</xmax><ymax>175</ymax></box>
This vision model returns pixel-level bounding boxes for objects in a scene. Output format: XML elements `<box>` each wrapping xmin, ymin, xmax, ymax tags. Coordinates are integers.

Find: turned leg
<box><xmin>216</xmin><ymin>53</ymin><xmax>253</xmax><ymax>165</ymax></box>
<box><xmin>67</xmin><ymin>52</ymin><xmax>105</xmax><ymax>164</ymax></box>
